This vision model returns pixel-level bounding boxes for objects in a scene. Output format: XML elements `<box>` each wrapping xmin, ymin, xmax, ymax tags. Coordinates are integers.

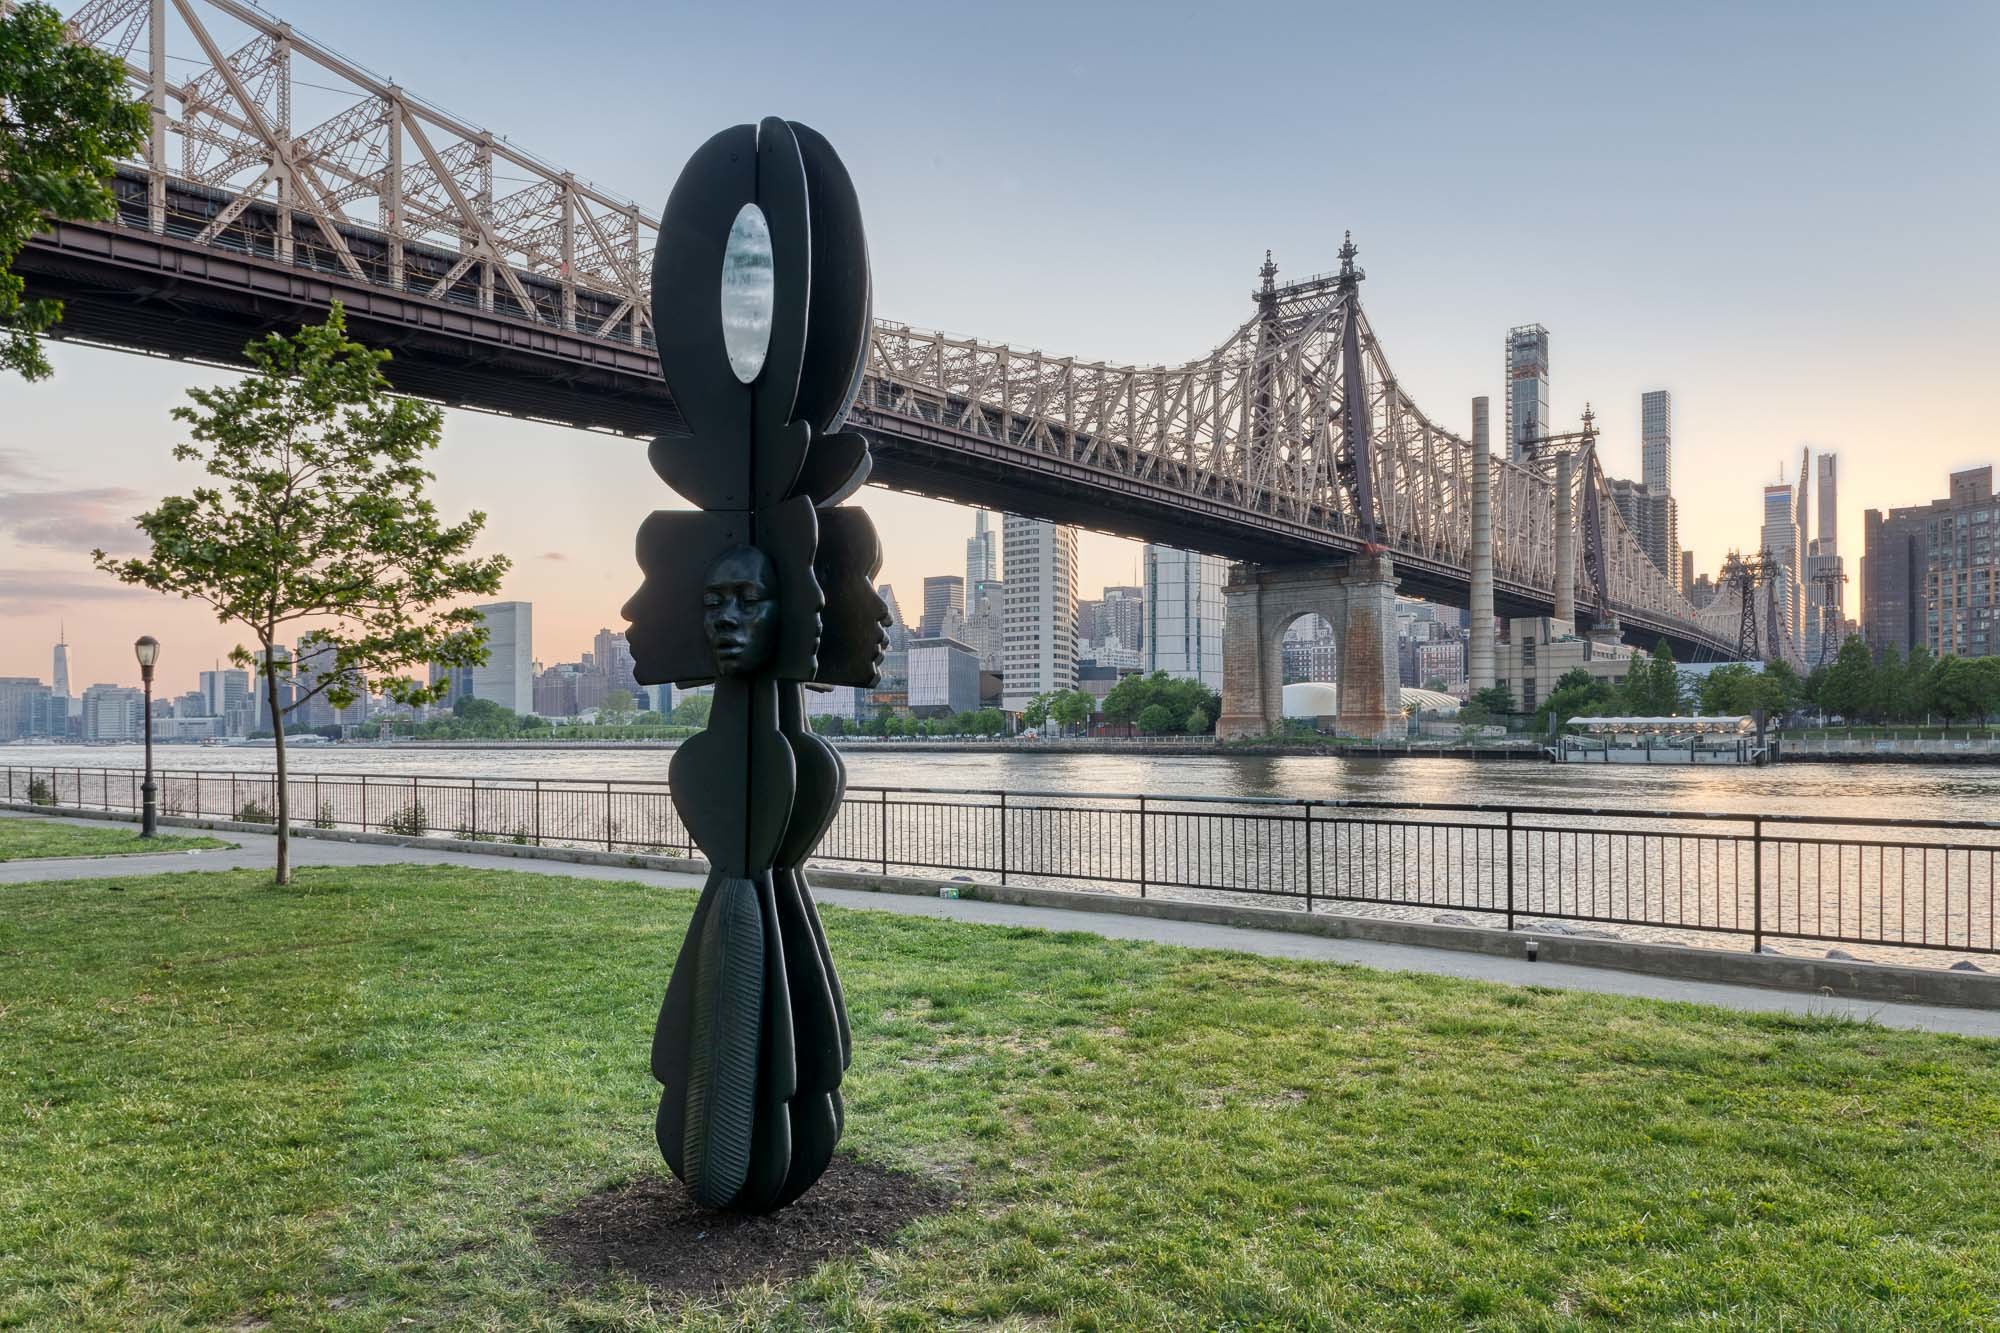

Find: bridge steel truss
<box><xmin>25</xmin><ymin>0</ymin><xmax>1740</xmax><ymax>659</ymax></box>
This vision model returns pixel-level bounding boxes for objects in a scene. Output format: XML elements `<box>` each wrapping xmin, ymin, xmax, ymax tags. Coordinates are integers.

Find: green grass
<box><xmin>0</xmin><ymin>816</ymin><xmax>233</xmax><ymax>861</ymax></box>
<box><xmin>2</xmin><ymin>865</ymin><xmax>1997</xmax><ymax>1330</ymax></box>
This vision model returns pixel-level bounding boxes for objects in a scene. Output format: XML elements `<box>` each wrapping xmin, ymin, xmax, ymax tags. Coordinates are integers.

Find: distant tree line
<box><xmin>811</xmin><ymin>708</ymin><xmax>1008</xmax><ymax>739</ymax></box>
<box><xmin>1498</xmin><ymin>636</ymin><xmax>2000</xmax><ymax>732</ymax></box>
<box><xmin>1802</xmin><ymin>638</ymin><xmax>2000</xmax><ymax>725</ymax></box>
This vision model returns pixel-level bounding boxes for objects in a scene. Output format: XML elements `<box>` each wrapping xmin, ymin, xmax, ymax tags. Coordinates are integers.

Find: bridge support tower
<box><xmin>1217</xmin><ymin>554</ymin><xmax>1403</xmax><ymax>741</ymax></box>
<box><xmin>1553</xmin><ymin>451</ymin><xmax>1576</xmax><ymax>622</ymax></box>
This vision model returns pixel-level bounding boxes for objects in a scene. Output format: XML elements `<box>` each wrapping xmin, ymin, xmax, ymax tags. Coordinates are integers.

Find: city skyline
<box><xmin>3</xmin><ymin>0</ymin><xmax>1994</xmax><ymax>686</ymax></box>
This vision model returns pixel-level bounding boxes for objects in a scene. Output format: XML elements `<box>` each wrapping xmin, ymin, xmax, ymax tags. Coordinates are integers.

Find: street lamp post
<box><xmin>134</xmin><ymin>636</ymin><xmax>160</xmax><ymax>838</ymax></box>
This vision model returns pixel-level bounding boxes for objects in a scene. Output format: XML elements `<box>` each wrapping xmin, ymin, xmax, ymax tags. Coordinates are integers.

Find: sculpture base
<box><xmin>537</xmin><ymin>1154</ymin><xmax>950</xmax><ymax>1299</ymax></box>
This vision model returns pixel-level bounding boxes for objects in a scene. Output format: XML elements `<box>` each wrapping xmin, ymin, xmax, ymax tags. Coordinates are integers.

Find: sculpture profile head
<box><xmin>812</xmin><ymin>508</ymin><xmax>890</xmax><ymax>688</ymax></box>
<box><xmin>703</xmin><ymin>544</ymin><xmax>780</xmax><ymax>677</ymax></box>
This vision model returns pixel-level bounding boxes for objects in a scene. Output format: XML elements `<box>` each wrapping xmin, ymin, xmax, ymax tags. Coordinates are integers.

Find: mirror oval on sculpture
<box><xmin>720</xmin><ymin>203</ymin><xmax>775</xmax><ymax>383</ymax></box>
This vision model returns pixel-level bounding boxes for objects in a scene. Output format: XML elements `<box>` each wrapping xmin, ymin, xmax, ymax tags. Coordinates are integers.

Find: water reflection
<box><xmin>10</xmin><ymin>744</ymin><xmax>1998</xmax><ymax>822</ymax></box>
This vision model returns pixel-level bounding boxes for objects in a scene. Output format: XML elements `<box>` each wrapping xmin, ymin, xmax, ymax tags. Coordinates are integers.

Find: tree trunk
<box><xmin>265</xmin><ymin>646</ymin><xmax>291</xmax><ymax>886</ymax></box>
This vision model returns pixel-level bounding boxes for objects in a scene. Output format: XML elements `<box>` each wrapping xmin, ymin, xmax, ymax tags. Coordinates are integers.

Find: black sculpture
<box><xmin>623</xmin><ymin>118</ymin><xmax>879</xmax><ymax>1213</ymax></box>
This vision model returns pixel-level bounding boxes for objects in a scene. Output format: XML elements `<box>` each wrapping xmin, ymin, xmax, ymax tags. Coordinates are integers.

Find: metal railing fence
<box><xmin>6</xmin><ymin>763</ymin><xmax>1998</xmax><ymax>959</ymax></box>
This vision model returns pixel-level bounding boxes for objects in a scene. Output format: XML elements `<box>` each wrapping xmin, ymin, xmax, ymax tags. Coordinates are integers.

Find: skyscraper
<box><xmin>1143</xmin><ymin>545</ymin><xmax>1226</xmax><ymax>690</ymax></box>
<box><xmin>962</xmin><ymin>578</ymin><xmax>1005</xmax><ymax>671</ymax></box>
<box><xmin>965</xmin><ymin>510</ymin><xmax>997</xmax><ymax>587</ymax></box>
<box><xmin>250</xmin><ymin>646</ymin><xmax>294</xmax><ymax>731</ymax></box>
<box><xmin>1761</xmin><ymin>473</ymin><xmax>1801</xmax><ymax>649</ymax></box>
<box><xmin>1504</xmin><ymin>325</ymin><xmax>1550</xmax><ymax>462</ymax></box>
<box><xmin>1606</xmin><ymin>478</ymin><xmax>1679</xmax><ymax>589</ymax></box>
<box><xmin>876</xmin><ymin>584</ymin><xmax>908</xmax><ymax>651</ymax></box>
<box><xmin>1816</xmin><ymin>453</ymin><xmax>1838</xmax><ymax>557</ymax></box>
<box><xmin>1796</xmin><ymin>448</ymin><xmax>1812</xmax><ymax>643</ymax></box>
<box><xmin>51</xmin><ymin>626</ymin><xmax>71</xmax><ymax>704</ymax></box>
<box><xmin>1804</xmin><ymin>451</ymin><xmax>1844</xmax><ymax>659</ymax></box>
<box><xmin>81</xmin><ymin>683</ymin><xmax>146</xmax><ymax>741</ymax></box>
<box><xmin>429</xmin><ymin>660</ymin><xmax>474</xmax><ymax>712</ymax></box>
<box><xmin>472</xmin><ymin>601</ymin><xmax>533</xmax><ymax>715</ymax></box>
<box><xmin>1640</xmin><ymin>390</ymin><xmax>1671</xmax><ymax>496</ymax></box>
<box><xmin>921</xmin><ymin>575</ymin><xmax>965</xmax><ymax>638</ymax></box>
<box><xmin>0</xmin><ymin>678</ymin><xmax>55</xmax><ymax>740</ymax></box>
<box><xmin>1925</xmin><ymin>467</ymin><xmax>1999</xmax><ymax>659</ymax></box>
<box><xmin>1858</xmin><ymin>465</ymin><xmax>1999</xmax><ymax>662</ymax></box>
<box><xmin>592</xmin><ymin>628</ymin><xmax>637</xmax><ymax>696</ymax></box>
<box><xmin>199</xmin><ymin>667</ymin><xmax>251</xmax><ymax>736</ymax></box>
<box><xmin>294</xmin><ymin>633</ymin><xmax>340</xmax><ymax>730</ymax></box>
<box><xmin>1093</xmin><ymin>585</ymin><xmax>1144</xmax><ymax>653</ymax></box>
<box><xmin>1000</xmin><ymin>515</ymin><xmax>1078</xmax><ymax>712</ymax></box>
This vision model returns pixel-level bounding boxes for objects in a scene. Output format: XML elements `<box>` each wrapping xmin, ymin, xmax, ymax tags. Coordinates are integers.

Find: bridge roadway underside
<box><xmin>20</xmin><ymin>222</ymin><xmax>1726</xmax><ymax>660</ymax></box>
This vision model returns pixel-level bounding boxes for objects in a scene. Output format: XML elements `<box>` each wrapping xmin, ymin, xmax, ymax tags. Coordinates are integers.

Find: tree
<box><xmin>1623</xmin><ymin>640</ymin><xmax>1681</xmax><ymax>715</ymax></box>
<box><xmin>1872</xmin><ymin>645</ymin><xmax>1910</xmax><ymax>723</ymax></box>
<box><xmin>1903</xmin><ymin>645</ymin><xmax>1936</xmax><ymax>723</ymax></box>
<box><xmin>1761</xmin><ymin>658</ymin><xmax>1804</xmax><ymax>718</ymax></box>
<box><xmin>1467</xmin><ymin>685</ymin><xmax>1515</xmax><ymax>719</ymax></box>
<box><xmin>95</xmin><ymin>307</ymin><xmax>507</xmax><ymax>884</ymax></box>
<box><xmin>1802</xmin><ymin>664</ymin><xmax>1830</xmax><ymax>713</ymax></box>
<box><xmin>1535</xmin><ymin>667</ymin><xmax>1617</xmax><ymax>734</ymax></box>
<box><xmin>1971</xmin><ymin>657</ymin><xmax>2000</xmax><ymax>724</ymax></box>
<box><xmin>2</xmin><ymin>3</ymin><xmax>148</xmax><ymax>380</ymax></box>
<box><xmin>1020</xmin><ymin>692</ymin><xmax>1054</xmax><ymax>730</ymax></box>
<box><xmin>1051</xmin><ymin>688</ymin><xmax>1093</xmax><ymax>736</ymax></box>
<box><xmin>1102</xmin><ymin>670</ymin><xmax>1221</xmax><ymax>734</ymax></box>
<box><xmin>596</xmin><ymin>689</ymin><xmax>637</xmax><ymax>725</ymax></box>
<box><xmin>1818</xmin><ymin>635</ymin><xmax>1875</xmax><ymax>721</ymax></box>
<box><xmin>671</xmin><ymin>691</ymin><xmax>714</xmax><ymax>728</ymax></box>
<box><xmin>453</xmin><ymin>696</ymin><xmax>509</xmax><ymax>726</ymax></box>
<box><xmin>1930</xmin><ymin>656</ymin><xmax>1979</xmax><ymax>725</ymax></box>
<box><xmin>1136</xmin><ymin>702</ymin><xmax>1175</xmax><ymax>735</ymax></box>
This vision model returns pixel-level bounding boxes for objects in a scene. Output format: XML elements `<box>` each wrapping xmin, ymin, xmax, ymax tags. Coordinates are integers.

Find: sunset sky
<box><xmin>3</xmin><ymin>0</ymin><xmax>1994</xmax><ymax>695</ymax></box>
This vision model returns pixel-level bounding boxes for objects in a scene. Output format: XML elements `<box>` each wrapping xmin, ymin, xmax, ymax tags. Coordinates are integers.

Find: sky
<box><xmin>3</xmin><ymin>0</ymin><xmax>1995</xmax><ymax>694</ymax></box>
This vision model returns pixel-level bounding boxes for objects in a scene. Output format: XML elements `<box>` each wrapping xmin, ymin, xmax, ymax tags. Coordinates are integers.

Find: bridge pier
<box><xmin>1217</xmin><ymin>554</ymin><xmax>1403</xmax><ymax>741</ymax></box>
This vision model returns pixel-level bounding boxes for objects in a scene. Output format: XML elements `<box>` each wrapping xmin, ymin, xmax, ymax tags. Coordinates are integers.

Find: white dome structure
<box><xmin>1283</xmin><ymin>682</ymin><xmax>1460</xmax><ymax>719</ymax></box>
<box><xmin>1281</xmin><ymin>682</ymin><xmax>1340</xmax><ymax>718</ymax></box>
<box><xmin>1401</xmin><ymin>688</ymin><xmax>1461</xmax><ymax>716</ymax></box>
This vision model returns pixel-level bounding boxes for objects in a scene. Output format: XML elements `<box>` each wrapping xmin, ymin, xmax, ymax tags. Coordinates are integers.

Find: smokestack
<box><xmin>1469</xmin><ymin>397</ymin><xmax>1495</xmax><ymax>689</ymax></box>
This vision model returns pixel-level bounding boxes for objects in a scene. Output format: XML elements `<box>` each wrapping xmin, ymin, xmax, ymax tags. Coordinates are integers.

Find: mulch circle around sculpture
<box><xmin>536</xmin><ymin>1155</ymin><xmax>954</xmax><ymax>1301</ymax></box>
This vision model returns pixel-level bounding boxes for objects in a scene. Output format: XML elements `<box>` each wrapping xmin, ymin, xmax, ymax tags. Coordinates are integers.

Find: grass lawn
<box><xmin>0</xmin><ymin>816</ymin><xmax>233</xmax><ymax>861</ymax></box>
<box><xmin>2</xmin><ymin>866</ymin><xmax>1996</xmax><ymax>1330</ymax></box>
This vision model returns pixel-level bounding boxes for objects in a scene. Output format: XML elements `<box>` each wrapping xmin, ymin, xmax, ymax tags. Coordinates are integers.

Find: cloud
<box><xmin>0</xmin><ymin>450</ymin><xmax>43</xmax><ymax>482</ymax></box>
<box><xmin>541</xmin><ymin>551</ymin><xmax>568</xmax><ymax>561</ymax></box>
<box><xmin>0</xmin><ymin>487</ymin><xmax>148</xmax><ymax>555</ymax></box>
<box><xmin>0</xmin><ymin>566</ymin><xmax>157</xmax><ymax>615</ymax></box>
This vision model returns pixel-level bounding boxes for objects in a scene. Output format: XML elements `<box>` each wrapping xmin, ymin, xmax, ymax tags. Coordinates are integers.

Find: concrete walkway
<box><xmin>5</xmin><ymin>810</ymin><xmax>1999</xmax><ymax>1039</ymax></box>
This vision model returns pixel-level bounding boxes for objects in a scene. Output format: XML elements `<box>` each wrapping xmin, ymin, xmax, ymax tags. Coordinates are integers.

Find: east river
<box><xmin>9</xmin><ymin>743</ymin><xmax>1999</xmax><ymax>970</ymax></box>
<box><xmin>6</xmin><ymin>741</ymin><xmax>1999</xmax><ymax>822</ymax></box>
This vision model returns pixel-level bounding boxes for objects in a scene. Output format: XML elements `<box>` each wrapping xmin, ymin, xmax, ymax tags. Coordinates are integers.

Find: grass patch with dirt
<box><xmin>1</xmin><ymin>862</ymin><xmax>1996</xmax><ymax>1329</ymax></box>
<box><xmin>0</xmin><ymin>815</ymin><xmax>233</xmax><ymax>861</ymax></box>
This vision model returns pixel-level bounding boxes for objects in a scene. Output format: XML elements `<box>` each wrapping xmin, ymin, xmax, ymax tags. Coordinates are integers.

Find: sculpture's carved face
<box><xmin>860</xmin><ymin>587</ymin><xmax>891</xmax><ymax>675</ymax></box>
<box><xmin>703</xmin><ymin>545</ymin><xmax>779</xmax><ymax>676</ymax></box>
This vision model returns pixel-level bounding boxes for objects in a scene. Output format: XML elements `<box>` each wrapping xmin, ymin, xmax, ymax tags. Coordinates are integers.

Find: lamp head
<box><xmin>133</xmin><ymin>635</ymin><xmax>160</xmax><ymax>675</ymax></box>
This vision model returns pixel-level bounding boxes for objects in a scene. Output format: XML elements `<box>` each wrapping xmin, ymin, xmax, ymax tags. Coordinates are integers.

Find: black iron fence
<box><xmin>6</xmin><ymin>764</ymin><xmax>1999</xmax><ymax>959</ymax></box>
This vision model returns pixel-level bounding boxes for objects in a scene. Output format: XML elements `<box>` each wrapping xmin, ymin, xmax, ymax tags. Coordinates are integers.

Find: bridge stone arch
<box><xmin>1216</xmin><ymin>555</ymin><xmax>1403</xmax><ymax>742</ymax></box>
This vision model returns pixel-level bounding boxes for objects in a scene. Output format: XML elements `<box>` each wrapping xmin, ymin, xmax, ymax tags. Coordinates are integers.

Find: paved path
<box><xmin>5</xmin><ymin>811</ymin><xmax>1998</xmax><ymax>1039</ymax></box>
